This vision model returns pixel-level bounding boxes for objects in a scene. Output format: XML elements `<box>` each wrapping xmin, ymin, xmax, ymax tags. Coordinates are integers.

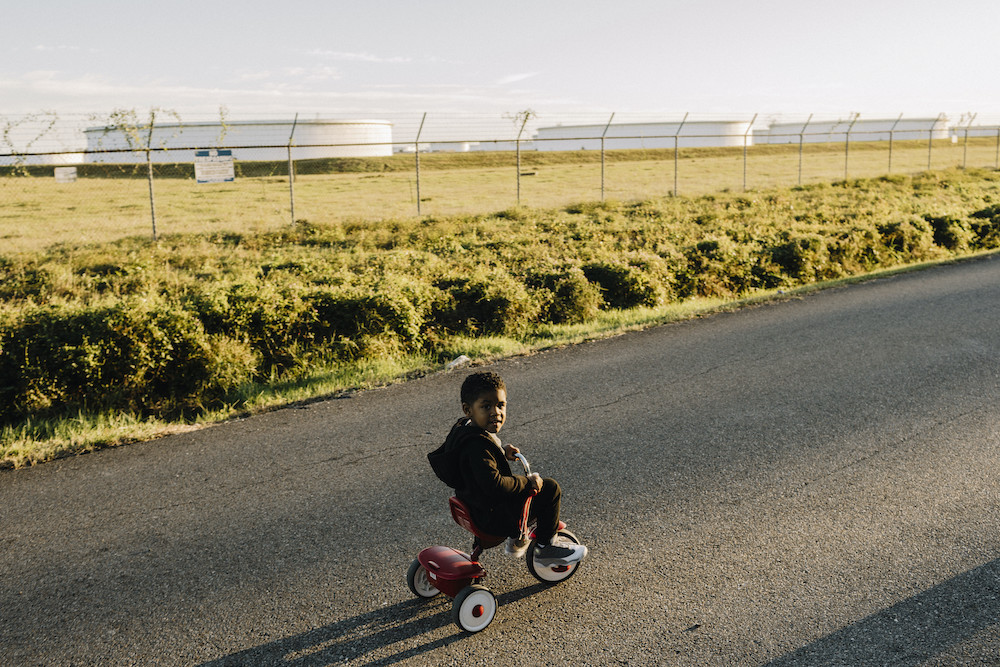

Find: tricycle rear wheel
<box><xmin>452</xmin><ymin>584</ymin><xmax>497</xmax><ymax>632</ymax></box>
<box><xmin>406</xmin><ymin>558</ymin><xmax>440</xmax><ymax>598</ymax></box>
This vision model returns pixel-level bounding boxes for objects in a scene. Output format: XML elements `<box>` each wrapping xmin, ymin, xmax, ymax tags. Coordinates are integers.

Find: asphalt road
<box><xmin>3</xmin><ymin>255</ymin><xmax>1000</xmax><ymax>666</ymax></box>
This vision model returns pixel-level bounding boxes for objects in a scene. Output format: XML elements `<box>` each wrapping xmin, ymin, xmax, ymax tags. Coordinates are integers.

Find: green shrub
<box><xmin>207</xmin><ymin>282</ymin><xmax>310</xmax><ymax>372</ymax></box>
<box><xmin>0</xmin><ymin>298</ymin><xmax>255</xmax><ymax>423</ymax></box>
<box><xmin>529</xmin><ymin>268</ymin><xmax>603</xmax><ymax>324</ymax></box>
<box><xmin>199</xmin><ymin>334</ymin><xmax>260</xmax><ymax>397</ymax></box>
<box><xmin>770</xmin><ymin>234</ymin><xmax>831</xmax><ymax>281</ymax></box>
<box><xmin>675</xmin><ymin>237</ymin><xmax>765</xmax><ymax>299</ymax></box>
<box><xmin>827</xmin><ymin>227</ymin><xmax>884</xmax><ymax>273</ymax></box>
<box><xmin>106</xmin><ymin>301</ymin><xmax>246</xmax><ymax>414</ymax></box>
<box><xmin>970</xmin><ymin>205</ymin><xmax>1000</xmax><ymax>248</ymax></box>
<box><xmin>877</xmin><ymin>217</ymin><xmax>936</xmax><ymax>260</ymax></box>
<box><xmin>433</xmin><ymin>269</ymin><xmax>539</xmax><ymax>335</ymax></box>
<box><xmin>924</xmin><ymin>215</ymin><xmax>973</xmax><ymax>251</ymax></box>
<box><xmin>305</xmin><ymin>285</ymin><xmax>424</xmax><ymax>359</ymax></box>
<box><xmin>582</xmin><ymin>261</ymin><xmax>661</xmax><ymax>309</ymax></box>
<box><xmin>0</xmin><ymin>258</ymin><xmax>53</xmax><ymax>301</ymax></box>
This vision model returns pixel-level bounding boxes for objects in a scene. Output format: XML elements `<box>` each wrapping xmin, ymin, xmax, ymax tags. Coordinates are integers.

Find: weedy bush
<box><xmin>877</xmin><ymin>217</ymin><xmax>937</xmax><ymax>260</ymax></box>
<box><xmin>433</xmin><ymin>268</ymin><xmax>540</xmax><ymax>336</ymax></box>
<box><xmin>527</xmin><ymin>268</ymin><xmax>604</xmax><ymax>324</ymax></box>
<box><xmin>676</xmin><ymin>236</ymin><xmax>772</xmax><ymax>298</ymax></box>
<box><xmin>0</xmin><ymin>258</ymin><xmax>54</xmax><ymax>301</ymax></box>
<box><xmin>582</xmin><ymin>261</ymin><xmax>662</xmax><ymax>308</ymax></box>
<box><xmin>970</xmin><ymin>205</ymin><xmax>1000</xmax><ymax>248</ymax></box>
<box><xmin>304</xmin><ymin>283</ymin><xmax>425</xmax><ymax>359</ymax></box>
<box><xmin>205</xmin><ymin>281</ymin><xmax>311</xmax><ymax>372</ymax></box>
<box><xmin>925</xmin><ymin>215</ymin><xmax>974</xmax><ymax>251</ymax></box>
<box><xmin>770</xmin><ymin>233</ymin><xmax>832</xmax><ymax>281</ymax></box>
<box><xmin>0</xmin><ymin>297</ymin><xmax>256</xmax><ymax>422</ymax></box>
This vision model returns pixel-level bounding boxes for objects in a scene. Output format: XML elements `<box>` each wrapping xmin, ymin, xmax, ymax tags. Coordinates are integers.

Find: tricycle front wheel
<box><xmin>526</xmin><ymin>528</ymin><xmax>583</xmax><ymax>585</ymax></box>
<box><xmin>452</xmin><ymin>584</ymin><xmax>497</xmax><ymax>632</ymax></box>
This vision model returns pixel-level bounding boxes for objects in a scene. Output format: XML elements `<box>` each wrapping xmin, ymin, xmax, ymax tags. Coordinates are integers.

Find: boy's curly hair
<box><xmin>461</xmin><ymin>371</ymin><xmax>506</xmax><ymax>406</ymax></box>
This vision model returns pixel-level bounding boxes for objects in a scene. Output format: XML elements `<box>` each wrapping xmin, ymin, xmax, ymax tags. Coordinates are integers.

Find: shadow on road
<box><xmin>197</xmin><ymin>582</ymin><xmax>549</xmax><ymax>666</ymax></box>
<box><xmin>764</xmin><ymin>558</ymin><xmax>1000</xmax><ymax>666</ymax></box>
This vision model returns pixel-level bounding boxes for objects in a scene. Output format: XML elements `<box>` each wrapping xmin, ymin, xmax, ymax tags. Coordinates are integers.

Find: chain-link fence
<box><xmin>3</xmin><ymin>111</ymin><xmax>999</xmax><ymax>252</ymax></box>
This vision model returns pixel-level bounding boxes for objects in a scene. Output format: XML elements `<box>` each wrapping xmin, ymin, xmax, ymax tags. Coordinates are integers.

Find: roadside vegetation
<box><xmin>2</xmin><ymin>166</ymin><xmax>1000</xmax><ymax>467</ymax></box>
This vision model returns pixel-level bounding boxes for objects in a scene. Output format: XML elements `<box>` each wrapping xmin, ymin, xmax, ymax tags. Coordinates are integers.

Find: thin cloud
<box><xmin>495</xmin><ymin>72</ymin><xmax>539</xmax><ymax>86</ymax></box>
<box><xmin>282</xmin><ymin>65</ymin><xmax>341</xmax><ymax>82</ymax></box>
<box><xmin>33</xmin><ymin>44</ymin><xmax>99</xmax><ymax>53</ymax></box>
<box><xmin>0</xmin><ymin>70</ymin><xmax>581</xmax><ymax>116</ymax></box>
<box><xmin>33</xmin><ymin>44</ymin><xmax>78</xmax><ymax>52</ymax></box>
<box><xmin>306</xmin><ymin>49</ymin><xmax>412</xmax><ymax>64</ymax></box>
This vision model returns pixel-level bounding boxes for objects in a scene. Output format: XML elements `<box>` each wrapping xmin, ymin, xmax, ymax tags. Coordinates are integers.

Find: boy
<box><xmin>428</xmin><ymin>371</ymin><xmax>587</xmax><ymax>566</ymax></box>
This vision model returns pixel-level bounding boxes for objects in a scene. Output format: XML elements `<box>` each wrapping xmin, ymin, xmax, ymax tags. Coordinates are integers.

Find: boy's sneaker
<box><xmin>505</xmin><ymin>535</ymin><xmax>530</xmax><ymax>558</ymax></box>
<box><xmin>532</xmin><ymin>536</ymin><xmax>588</xmax><ymax>566</ymax></box>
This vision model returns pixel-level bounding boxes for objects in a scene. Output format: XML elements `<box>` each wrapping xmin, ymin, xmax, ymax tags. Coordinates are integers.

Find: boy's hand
<box><xmin>528</xmin><ymin>472</ymin><xmax>542</xmax><ymax>490</ymax></box>
<box><xmin>503</xmin><ymin>444</ymin><xmax>520</xmax><ymax>460</ymax></box>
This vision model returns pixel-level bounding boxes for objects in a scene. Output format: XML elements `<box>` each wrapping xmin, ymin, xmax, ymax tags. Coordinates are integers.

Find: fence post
<box><xmin>415</xmin><ymin>112</ymin><xmax>426</xmax><ymax>215</ymax></box>
<box><xmin>673</xmin><ymin>112</ymin><xmax>688</xmax><ymax>196</ymax></box>
<box><xmin>146</xmin><ymin>110</ymin><xmax>158</xmax><ymax>241</ymax></box>
<box><xmin>844</xmin><ymin>112</ymin><xmax>859</xmax><ymax>180</ymax></box>
<box><xmin>798</xmin><ymin>113</ymin><xmax>812</xmax><ymax>186</ymax></box>
<box><xmin>516</xmin><ymin>112</ymin><xmax>529</xmax><ymax>205</ymax></box>
<box><xmin>996</xmin><ymin>127</ymin><xmax>999</xmax><ymax>170</ymax></box>
<box><xmin>287</xmin><ymin>112</ymin><xmax>299</xmax><ymax>224</ymax></box>
<box><xmin>887</xmin><ymin>113</ymin><xmax>902</xmax><ymax>173</ymax></box>
<box><xmin>743</xmin><ymin>113</ymin><xmax>757</xmax><ymax>191</ymax></box>
<box><xmin>962</xmin><ymin>113</ymin><xmax>977</xmax><ymax>169</ymax></box>
<box><xmin>601</xmin><ymin>112</ymin><xmax>615</xmax><ymax>201</ymax></box>
<box><xmin>928</xmin><ymin>112</ymin><xmax>944</xmax><ymax>170</ymax></box>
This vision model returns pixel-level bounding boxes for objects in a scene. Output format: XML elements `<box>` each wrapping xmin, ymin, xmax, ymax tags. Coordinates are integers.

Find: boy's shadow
<box><xmin>196</xmin><ymin>582</ymin><xmax>549</xmax><ymax>666</ymax></box>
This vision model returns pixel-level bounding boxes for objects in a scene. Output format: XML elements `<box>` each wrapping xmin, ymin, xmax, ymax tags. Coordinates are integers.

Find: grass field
<box><xmin>2</xmin><ymin>138</ymin><xmax>999</xmax><ymax>254</ymax></box>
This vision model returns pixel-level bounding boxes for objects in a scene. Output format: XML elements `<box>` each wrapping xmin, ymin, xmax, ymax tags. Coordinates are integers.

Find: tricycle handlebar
<box><xmin>514</xmin><ymin>452</ymin><xmax>531</xmax><ymax>475</ymax></box>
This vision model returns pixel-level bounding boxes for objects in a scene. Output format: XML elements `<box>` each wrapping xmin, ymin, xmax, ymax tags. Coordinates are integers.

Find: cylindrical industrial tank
<box><xmin>82</xmin><ymin>119</ymin><xmax>393</xmax><ymax>163</ymax></box>
<box><xmin>534</xmin><ymin>120</ymin><xmax>753</xmax><ymax>151</ymax></box>
<box><xmin>760</xmin><ymin>117</ymin><xmax>951</xmax><ymax>144</ymax></box>
<box><xmin>0</xmin><ymin>152</ymin><xmax>86</xmax><ymax>166</ymax></box>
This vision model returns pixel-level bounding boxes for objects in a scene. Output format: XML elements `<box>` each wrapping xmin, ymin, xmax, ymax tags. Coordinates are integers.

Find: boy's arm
<box><xmin>501</xmin><ymin>444</ymin><xmax>541</xmax><ymax>490</ymax></box>
<box><xmin>464</xmin><ymin>441</ymin><xmax>531</xmax><ymax>500</ymax></box>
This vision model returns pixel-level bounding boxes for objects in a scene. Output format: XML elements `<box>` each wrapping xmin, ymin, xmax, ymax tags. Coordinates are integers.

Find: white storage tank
<box><xmin>952</xmin><ymin>124</ymin><xmax>1000</xmax><ymax>138</ymax></box>
<box><xmin>0</xmin><ymin>151</ymin><xmax>85</xmax><ymax>166</ymax></box>
<box><xmin>470</xmin><ymin>140</ymin><xmax>535</xmax><ymax>151</ymax></box>
<box><xmin>429</xmin><ymin>141</ymin><xmax>477</xmax><ymax>152</ymax></box>
<box><xmin>760</xmin><ymin>117</ymin><xmax>951</xmax><ymax>144</ymax></box>
<box><xmin>1</xmin><ymin>121</ymin><xmax>86</xmax><ymax>166</ymax></box>
<box><xmin>82</xmin><ymin>119</ymin><xmax>393</xmax><ymax>163</ymax></box>
<box><xmin>534</xmin><ymin>120</ymin><xmax>753</xmax><ymax>151</ymax></box>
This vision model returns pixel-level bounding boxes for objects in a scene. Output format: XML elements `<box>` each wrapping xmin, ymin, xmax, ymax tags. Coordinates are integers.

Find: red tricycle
<box><xmin>406</xmin><ymin>454</ymin><xmax>583</xmax><ymax>633</ymax></box>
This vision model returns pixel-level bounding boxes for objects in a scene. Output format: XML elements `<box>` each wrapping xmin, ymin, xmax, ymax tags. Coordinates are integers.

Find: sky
<box><xmin>3</xmin><ymin>0</ymin><xmax>999</xmax><ymax>142</ymax></box>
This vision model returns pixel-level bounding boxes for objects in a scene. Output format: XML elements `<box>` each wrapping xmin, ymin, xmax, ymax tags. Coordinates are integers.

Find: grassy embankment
<box><xmin>2</xmin><ymin>164</ymin><xmax>1000</xmax><ymax>468</ymax></box>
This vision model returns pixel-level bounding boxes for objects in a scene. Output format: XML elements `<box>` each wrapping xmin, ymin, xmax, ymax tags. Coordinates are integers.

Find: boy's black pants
<box><xmin>527</xmin><ymin>477</ymin><xmax>561</xmax><ymax>545</ymax></box>
<box><xmin>473</xmin><ymin>477</ymin><xmax>562</xmax><ymax>544</ymax></box>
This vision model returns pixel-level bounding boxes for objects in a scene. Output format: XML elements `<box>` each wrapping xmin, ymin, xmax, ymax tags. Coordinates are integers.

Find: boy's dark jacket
<box><xmin>428</xmin><ymin>418</ymin><xmax>533</xmax><ymax>536</ymax></box>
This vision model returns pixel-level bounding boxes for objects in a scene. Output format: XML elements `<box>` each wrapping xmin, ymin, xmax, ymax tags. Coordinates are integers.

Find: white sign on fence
<box><xmin>194</xmin><ymin>149</ymin><xmax>235</xmax><ymax>184</ymax></box>
<box><xmin>54</xmin><ymin>167</ymin><xmax>77</xmax><ymax>183</ymax></box>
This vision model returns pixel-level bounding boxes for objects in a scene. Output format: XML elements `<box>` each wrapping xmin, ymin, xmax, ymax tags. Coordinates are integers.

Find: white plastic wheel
<box><xmin>452</xmin><ymin>584</ymin><xmax>497</xmax><ymax>633</ymax></box>
<box><xmin>526</xmin><ymin>529</ymin><xmax>583</xmax><ymax>584</ymax></box>
<box><xmin>406</xmin><ymin>558</ymin><xmax>440</xmax><ymax>598</ymax></box>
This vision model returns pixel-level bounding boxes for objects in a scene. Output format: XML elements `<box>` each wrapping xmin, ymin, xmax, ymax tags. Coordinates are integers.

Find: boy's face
<box><xmin>462</xmin><ymin>388</ymin><xmax>507</xmax><ymax>434</ymax></box>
